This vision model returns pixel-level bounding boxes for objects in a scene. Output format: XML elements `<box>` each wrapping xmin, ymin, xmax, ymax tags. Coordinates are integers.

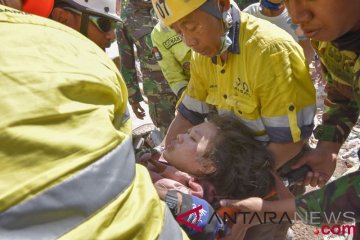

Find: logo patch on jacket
<box><xmin>163</xmin><ymin>35</ymin><xmax>182</xmax><ymax>49</ymax></box>
<box><xmin>234</xmin><ymin>77</ymin><xmax>250</xmax><ymax>96</ymax></box>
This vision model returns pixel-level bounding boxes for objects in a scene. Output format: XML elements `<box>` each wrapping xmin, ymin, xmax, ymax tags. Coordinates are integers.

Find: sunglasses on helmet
<box><xmin>63</xmin><ymin>7</ymin><xmax>118</xmax><ymax>33</ymax></box>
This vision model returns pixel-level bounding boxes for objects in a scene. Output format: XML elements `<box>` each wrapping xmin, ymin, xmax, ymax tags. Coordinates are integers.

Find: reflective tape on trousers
<box><xmin>0</xmin><ymin>137</ymin><xmax>135</xmax><ymax>239</ymax></box>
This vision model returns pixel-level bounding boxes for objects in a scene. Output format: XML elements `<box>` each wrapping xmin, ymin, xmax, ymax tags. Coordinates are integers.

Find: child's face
<box><xmin>163</xmin><ymin>121</ymin><xmax>218</xmax><ymax>176</ymax></box>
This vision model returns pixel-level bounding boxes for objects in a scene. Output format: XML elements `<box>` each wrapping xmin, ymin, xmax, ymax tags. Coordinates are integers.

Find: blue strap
<box><xmin>178</xmin><ymin>103</ymin><xmax>206</xmax><ymax>126</ymax></box>
<box><xmin>261</xmin><ymin>0</ymin><xmax>282</xmax><ymax>10</ymax></box>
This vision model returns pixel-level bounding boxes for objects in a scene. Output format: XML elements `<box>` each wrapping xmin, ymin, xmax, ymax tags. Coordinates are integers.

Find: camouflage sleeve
<box><xmin>313</xmin><ymin>56</ymin><xmax>360</xmax><ymax>144</ymax></box>
<box><xmin>295</xmin><ymin>170</ymin><xmax>360</xmax><ymax>225</ymax></box>
<box><xmin>116</xmin><ymin>25</ymin><xmax>143</xmax><ymax>104</ymax></box>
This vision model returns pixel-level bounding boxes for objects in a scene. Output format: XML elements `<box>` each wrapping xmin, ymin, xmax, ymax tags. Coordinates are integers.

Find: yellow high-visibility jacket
<box><xmin>0</xmin><ymin>5</ymin><xmax>187</xmax><ymax>240</ymax></box>
<box><xmin>181</xmin><ymin>10</ymin><xmax>316</xmax><ymax>143</ymax></box>
<box><xmin>151</xmin><ymin>23</ymin><xmax>191</xmax><ymax>96</ymax></box>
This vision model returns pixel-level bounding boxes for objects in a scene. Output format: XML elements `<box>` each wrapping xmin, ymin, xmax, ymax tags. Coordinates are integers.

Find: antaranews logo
<box><xmin>176</xmin><ymin>206</ymin><xmax>357</xmax><ymax>238</ymax></box>
<box><xmin>305</xmin><ymin>212</ymin><xmax>357</xmax><ymax>237</ymax></box>
<box><xmin>314</xmin><ymin>224</ymin><xmax>357</xmax><ymax>237</ymax></box>
<box><xmin>176</xmin><ymin>205</ymin><xmax>204</xmax><ymax>232</ymax></box>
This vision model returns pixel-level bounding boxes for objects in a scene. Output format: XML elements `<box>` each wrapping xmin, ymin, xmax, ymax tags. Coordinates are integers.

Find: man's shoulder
<box><xmin>2</xmin><ymin>9</ymin><xmax>113</xmax><ymax>66</ymax></box>
<box><xmin>240</xmin><ymin>13</ymin><xmax>300</xmax><ymax>53</ymax></box>
<box><xmin>0</xmin><ymin>5</ymin><xmax>81</xmax><ymax>38</ymax></box>
<box><xmin>151</xmin><ymin>24</ymin><xmax>178</xmax><ymax>44</ymax></box>
<box><xmin>242</xmin><ymin>2</ymin><xmax>260</xmax><ymax>15</ymax></box>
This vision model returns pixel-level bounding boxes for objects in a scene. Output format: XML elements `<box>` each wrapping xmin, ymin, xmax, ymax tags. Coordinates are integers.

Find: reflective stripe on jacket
<box><xmin>182</xmin><ymin>11</ymin><xmax>316</xmax><ymax>143</ymax></box>
<box><xmin>0</xmin><ymin>5</ymin><xmax>187</xmax><ymax>239</ymax></box>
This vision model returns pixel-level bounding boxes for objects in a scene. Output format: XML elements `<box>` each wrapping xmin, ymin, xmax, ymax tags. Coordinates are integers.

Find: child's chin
<box><xmin>162</xmin><ymin>149</ymin><xmax>172</xmax><ymax>160</ymax></box>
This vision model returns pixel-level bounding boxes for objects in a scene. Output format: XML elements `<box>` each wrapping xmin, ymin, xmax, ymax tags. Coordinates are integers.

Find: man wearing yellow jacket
<box><xmin>0</xmin><ymin>1</ymin><xmax>188</xmax><ymax>239</ymax></box>
<box><xmin>151</xmin><ymin>23</ymin><xmax>192</xmax><ymax>98</ymax></box>
<box><xmin>152</xmin><ymin>0</ymin><xmax>316</xmax><ymax>239</ymax></box>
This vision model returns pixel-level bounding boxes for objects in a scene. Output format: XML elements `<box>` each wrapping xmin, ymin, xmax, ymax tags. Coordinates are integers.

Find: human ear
<box><xmin>200</xmin><ymin>160</ymin><xmax>217</xmax><ymax>175</ymax></box>
<box><xmin>51</xmin><ymin>7</ymin><xmax>71</xmax><ymax>24</ymax></box>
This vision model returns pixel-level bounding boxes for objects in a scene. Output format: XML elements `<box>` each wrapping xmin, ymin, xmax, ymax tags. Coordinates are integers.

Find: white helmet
<box><xmin>56</xmin><ymin>0</ymin><xmax>121</xmax><ymax>21</ymax></box>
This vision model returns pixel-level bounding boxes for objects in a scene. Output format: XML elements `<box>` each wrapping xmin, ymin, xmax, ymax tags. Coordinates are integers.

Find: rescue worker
<box><xmin>117</xmin><ymin>0</ymin><xmax>177</xmax><ymax>134</ymax></box>
<box><xmin>50</xmin><ymin>0</ymin><xmax>117</xmax><ymax>50</ymax></box>
<box><xmin>0</xmin><ymin>1</ymin><xmax>188</xmax><ymax>239</ymax></box>
<box><xmin>221</xmin><ymin>0</ymin><xmax>360</xmax><ymax>236</ymax></box>
<box><xmin>152</xmin><ymin>0</ymin><xmax>316</xmax><ymax>238</ymax></box>
<box><xmin>151</xmin><ymin>23</ymin><xmax>191</xmax><ymax>98</ymax></box>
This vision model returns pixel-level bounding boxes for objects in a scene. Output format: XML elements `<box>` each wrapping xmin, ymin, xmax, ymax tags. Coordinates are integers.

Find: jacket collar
<box><xmin>211</xmin><ymin>4</ymin><xmax>241</xmax><ymax>64</ymax></box>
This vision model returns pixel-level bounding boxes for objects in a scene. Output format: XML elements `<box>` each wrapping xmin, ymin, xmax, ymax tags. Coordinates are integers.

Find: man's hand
<box><xmin>131</xmin><ymin>102</ymin><xmax>145</xmax><ymax>119</ymax></box>
<box><xmin>292</xmin><ymin>141</ymin><xmax>341</xmax><ymax>187</ymax></box>
<box><xmin>154</xmin><ymin>183</ymin><xmax>168</xmax><ymax>200</ymax></box>
<box><xmin>164</xmin><ymin>113</ymin><xmax>193</xmax><ymax>147</ymax></box>
<box><xmin>139</xmin><ymin>152</ymin><xmax>191</xmax><ymax>184</ymax></box>
<box><xmin>161</xmin><ymin>165</ymin><xmax>192</xmax><ymax>185</ymax></box>
<box><xmin>267</xmin><ymin>141</ymin><xmax>305</xmax><ymax>170</ymax></box>
<box><xmin>219</xmin><ymin>174</ymin><xmax>296</xmax><ymax>220</ymax></box>
<box><xmin>220</xmin><ymin>197</ymin><xmax>264</xmax><ymax>212</ymax></box>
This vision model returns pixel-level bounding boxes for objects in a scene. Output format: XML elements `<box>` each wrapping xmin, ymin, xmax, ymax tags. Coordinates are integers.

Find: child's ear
<box><xmin>200</xmin><ymin>161</ymin><xmax>216</xmax><ymax>175</ymax></box>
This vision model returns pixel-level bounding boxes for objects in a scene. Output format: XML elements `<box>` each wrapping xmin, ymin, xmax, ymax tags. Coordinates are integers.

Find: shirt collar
<box><xmin>211</xmin><ymin>4</ymin><xmax>241</xmax><ymax>64</ymax></box>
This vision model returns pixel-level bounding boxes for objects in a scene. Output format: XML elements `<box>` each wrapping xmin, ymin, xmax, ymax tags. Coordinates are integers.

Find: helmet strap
<box><xmin>216</xmin><ymin>9</ymin><xmax>232</xmax><ymax>56</ymax></box>
<box><xmin>80</xmin><ymin>12</ymin><xmax>89</xmax><ymax>36</ymax></box>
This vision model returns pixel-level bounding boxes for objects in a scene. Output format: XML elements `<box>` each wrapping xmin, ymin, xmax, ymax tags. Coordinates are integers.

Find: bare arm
<box><xmin>269</xmin><ymin>140</ymin><xmax>340</xmax><ymax>187</ymax></box>
<box><xmin>267</xmin><ymin>140</ymin><xmax>306</xmax><ymax>170</ymax></box>
<box><xmin>164</xmin><ymin>112</ymin><xmax>194</xmax><ymax>147</ymax></box>
<box><xmin>220</xmin><ymin>173</ymin><xmax>296</xmax><ymax>220</ymax></box>
<box><xmin>292</xmin><ymin>140</ymin><xmax>341</xmax><ymax>187</ymax></box>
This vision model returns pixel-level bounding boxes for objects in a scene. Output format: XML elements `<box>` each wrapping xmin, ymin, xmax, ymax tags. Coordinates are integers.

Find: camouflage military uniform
<box><xmin>313</xmin><ymin>41</ymin><xmax>360</xmax><ymax>144</ymax></box>
<box><xmin>296</xmin><ymin>40</ymin><xmax>360</xmax><ymax>226</ymax></box>
<box><xmin>117</xmin><ymin>0</ymin><xmax>177</xmax><ymax>133</ymax></box>
<box><xmin>296</xmin><ymin>170</ymin><xmax>360</xmax><ymax>224</ymax></box>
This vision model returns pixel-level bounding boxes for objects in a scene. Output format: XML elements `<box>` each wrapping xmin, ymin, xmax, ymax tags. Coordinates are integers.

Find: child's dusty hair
<box><xmin>204</xmin><ymin>115</ymin><xmax>275</xmax><ymax>201</ymax></box>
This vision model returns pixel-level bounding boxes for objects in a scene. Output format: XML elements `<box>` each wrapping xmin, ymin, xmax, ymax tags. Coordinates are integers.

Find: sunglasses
<box><xmin>63</xmin><ymin>7</ymin><xmax>118</xmax><ymax>33</ymax></box>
